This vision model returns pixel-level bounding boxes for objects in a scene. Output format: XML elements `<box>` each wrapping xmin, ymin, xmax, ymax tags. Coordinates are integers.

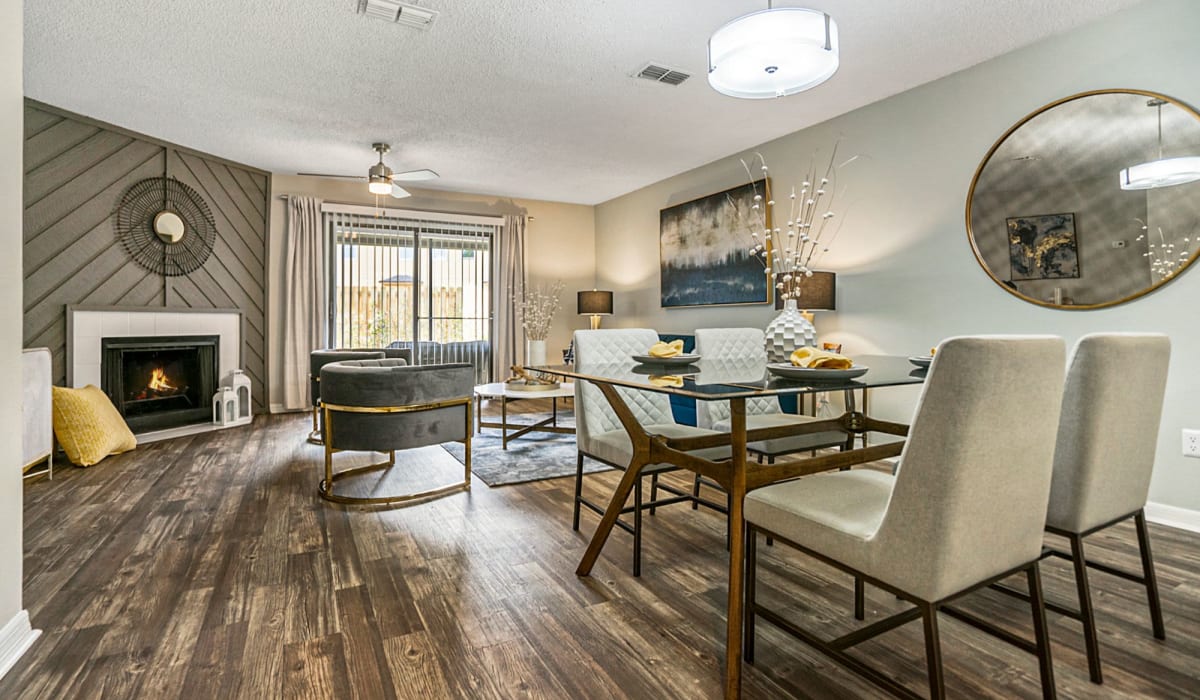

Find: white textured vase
<box><xmin>765</xmin><ymin>299</ymin><xmax>817</xmax><ymax>362</ymax></box>
<box><xmin>526</xmin><ymin>339</ymin><xmax>547</xmax><ymax>367</ymax></box>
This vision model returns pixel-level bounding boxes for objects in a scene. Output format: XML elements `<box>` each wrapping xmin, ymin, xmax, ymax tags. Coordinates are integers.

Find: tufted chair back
<box><xmin>694</xmin><ymin>328</ymin><xmax>780</xmax><ymax>428</ymax></box>
<box><xmin>573</xmin><ymin>329</ymin><xmax>676</xmax><ymax>454</ymax></box>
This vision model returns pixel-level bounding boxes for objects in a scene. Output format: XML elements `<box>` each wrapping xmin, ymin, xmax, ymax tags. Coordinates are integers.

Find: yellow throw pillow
<box><xmin>52</xmin><ymin>385</ymin><xmax>137</xmax><ymax>467</ymax></box>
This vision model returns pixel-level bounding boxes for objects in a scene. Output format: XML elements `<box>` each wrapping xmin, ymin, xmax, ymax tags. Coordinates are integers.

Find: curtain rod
<box><xmin>278</xmin><ymin>195</ymin><xmax>507</xmax><ymax>226</ymax></box>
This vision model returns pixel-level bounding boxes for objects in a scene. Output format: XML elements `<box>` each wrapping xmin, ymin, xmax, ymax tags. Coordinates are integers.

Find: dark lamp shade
<box><xmin>577</xmin><ymin>290</ymin><xmax>614</xmax><ymax>315</ymax></box>
<box><xmin>775</xmin><ymin>271</ymin><xmax>836</xmax><ymax>311</ymax></box>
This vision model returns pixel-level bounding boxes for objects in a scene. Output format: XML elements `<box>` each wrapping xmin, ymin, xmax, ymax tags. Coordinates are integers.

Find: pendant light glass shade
<box><xmin>707</xmin><ymin>7</ymin><xmax>839</xmax><ymax>99</ymax></box>
<box><xmin>1119</xmin><ymin>98</ymin><xmax>1200</xmax><ymax>190</ymax></box>
<box><xmin>1119</xmin><ymin>156</ymin><xmax>1200</xmax><ymax>190</ymax></box>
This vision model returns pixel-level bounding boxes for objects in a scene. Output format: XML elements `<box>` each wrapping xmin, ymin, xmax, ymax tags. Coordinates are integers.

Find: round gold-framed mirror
<box><xmin>153</xmin><ymin>210</ymin><xmax>186</xmax><ymax>244</ymax></box>
<box><xmin>966</xmin><ymin>89</ymin><xmax>1200</xmax><ymax>309</ymax></box>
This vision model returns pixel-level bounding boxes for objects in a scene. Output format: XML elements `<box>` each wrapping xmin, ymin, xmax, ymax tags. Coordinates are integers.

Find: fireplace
<box><xmin>101</xmin><ymin>335</ymin><xmax>220</xmax><ymax>433</ymax></box>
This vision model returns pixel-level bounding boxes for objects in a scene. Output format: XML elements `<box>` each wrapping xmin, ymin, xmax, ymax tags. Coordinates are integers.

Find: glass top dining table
<box><xmin>533</xmin><ymin>354</ymin><xmax>927</xmax><ymax>401</ymax></box>
<box><xmin>530</xmin><ymin>354</ymin><xmax>928</xmax><ymax>699</ymax></box>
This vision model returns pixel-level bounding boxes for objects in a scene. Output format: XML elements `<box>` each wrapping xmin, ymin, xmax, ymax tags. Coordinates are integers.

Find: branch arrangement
<box><xmin>1135</xmin><ymin>217</ymin><xmax>1194</xmax><ymax>279</ymax></box>
<box><xmin>520</xmin><ymin>280</ymin><xmax>564</xmax><ymax>341</ymax></box>
<box><xmin>731</xmin><ymin>145</ymin><xmax>857</xmax><ymax>301</ymax></box>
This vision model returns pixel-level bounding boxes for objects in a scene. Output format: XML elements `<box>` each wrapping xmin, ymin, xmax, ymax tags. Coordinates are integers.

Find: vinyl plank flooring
<box><xmin>4</xmin><ymin>411</ymin><xmax>1200</xmax><ymax>699</ymax></box>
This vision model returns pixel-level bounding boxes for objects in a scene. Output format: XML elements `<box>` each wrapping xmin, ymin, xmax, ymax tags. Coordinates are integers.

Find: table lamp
<box><xmin>578</xmin><ymin>290</ymin><xmax>613</xmax><ymax>329</ymax></box>
<box><xmin>776</xmin><ymin>271</ymin><xmax>836</xmax><ymax>324</ymax></box>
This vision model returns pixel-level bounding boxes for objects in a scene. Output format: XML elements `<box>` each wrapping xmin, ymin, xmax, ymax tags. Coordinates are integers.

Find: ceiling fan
<box><xmin>300</xmin><ymin>143</ymin><xmax>438</xmax><ymax>199</ymax></box>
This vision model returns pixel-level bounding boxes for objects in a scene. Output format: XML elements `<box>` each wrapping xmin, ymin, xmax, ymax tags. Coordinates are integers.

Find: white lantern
<box><xmin>212</xmin><ymin>387</ymin><xmax>238</xmax><ymax>426</ymax></box>
<box><xmin>220</xmin><ymin>369</ymin><xmax>253</xmax><ymax>426</ymax></box>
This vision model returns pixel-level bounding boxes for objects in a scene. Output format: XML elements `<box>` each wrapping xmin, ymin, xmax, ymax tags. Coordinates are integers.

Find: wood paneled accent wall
<box><xmin>22</xmin><ymin>101</ymin><xmax>270</xmax><ymax>409</ymax></box>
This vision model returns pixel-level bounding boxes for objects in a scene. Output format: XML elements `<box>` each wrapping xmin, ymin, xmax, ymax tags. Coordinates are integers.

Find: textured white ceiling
<box><xmin>24</xmin><ymin>0</ymin><xmax>1143</xmax><ymax>205</ymax></box>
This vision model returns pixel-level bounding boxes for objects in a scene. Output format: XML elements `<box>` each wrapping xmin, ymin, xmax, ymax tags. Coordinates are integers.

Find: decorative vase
<box><xmin>764</xmin><ymin>298</ymin><xmax>816</xmax><ymax>362</ymax></box>
<box><xmin>527</xmin><ymin>339</ymin><xmax>547</xmax><ymax>367</ymax></box>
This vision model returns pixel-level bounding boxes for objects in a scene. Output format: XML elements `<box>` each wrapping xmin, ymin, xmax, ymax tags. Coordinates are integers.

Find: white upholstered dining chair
<box><xmin>689</xmin><ymin>328</ymin><xmax>849</xmax><ymax>527</ymax></box>
<box><xmin>742</xmin><ymin>336</ymin><xmax>1066</xmax><ymax>699</ymax></box>
<box><xmin>572</xmin><ymin>328</ymin><xmax>729</xmax><ymax>576</ymax></box>
<box><xmin>694</xmin><ymin>328</ymin><xmax>848</xmax><ymax>459</ymax></box>
<box><xmin>1038</xmin><ymin>333</ymin><xmax>1170</xmax><ymax>684</ymax></box>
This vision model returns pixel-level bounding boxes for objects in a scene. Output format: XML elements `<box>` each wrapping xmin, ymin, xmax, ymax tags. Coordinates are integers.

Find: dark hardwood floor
<box><xmin>4</xmin><ymin>403</ymin><xmax>1199</xmax><ymax>699</ymax></box>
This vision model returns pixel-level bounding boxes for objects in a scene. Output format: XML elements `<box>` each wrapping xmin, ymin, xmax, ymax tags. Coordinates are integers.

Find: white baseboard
<box><xmin>270</xmin><ymin>403</ymin><xmax>308</xmax><ymax>414</ymax></box>
<box><xmin>0</xmin><ymin>610</ymin><xmax>40</xmax><ymax>681</ymax></box>
<box><xmin>1145</xmin><ymin>501</ymin><xmax>1200</xmax><ymax>534</ymax></box>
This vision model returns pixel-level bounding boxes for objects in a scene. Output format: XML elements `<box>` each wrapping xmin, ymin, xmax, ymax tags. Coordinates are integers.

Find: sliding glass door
<box><xmin>326</xmin><ymin>207</ymin><xmax>496</xmax><ymax>384</ymax></box>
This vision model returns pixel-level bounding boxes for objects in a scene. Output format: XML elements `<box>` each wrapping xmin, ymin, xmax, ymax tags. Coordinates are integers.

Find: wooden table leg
<box><xmin>725</xmin><ymin>397</ymin><xmax>747</xmax><ymax>699</ymax></box>
<box><xmin>576</xmin><ymin>458</ymin><xmax>647</xmax><ymax>577</ymax></box>
<box><xmin>576</xmin><ymin>381</ymin><xmax>651</xmax><ymax>577</ymax></box>
<box><xmin>842</xmin><ymin>389</ymin><xmax>858</xmax><ymax>452</ymax></box>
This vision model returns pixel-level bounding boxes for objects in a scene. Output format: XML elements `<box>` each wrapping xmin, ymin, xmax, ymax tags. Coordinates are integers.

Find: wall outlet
<box><xmin>1184</xmin><ymin>429</ymin><xmax>1200</xmax><ymax>458</ymax></box>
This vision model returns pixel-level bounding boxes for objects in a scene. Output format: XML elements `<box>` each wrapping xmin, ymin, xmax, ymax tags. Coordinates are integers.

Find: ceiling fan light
<box><xmin>1119</xmin><ymin>156</ymin><xmax>1200</xmax><ymax>190</ymax></box>
<box><xmin>368</xmin><ymin>176</ymin><xmax>393</xmax><ymax>195</ymax></box>
<box><xmin>708</xmin><ymin>7</ymin><xmax>839</xmax><ymax>99</ymax></box>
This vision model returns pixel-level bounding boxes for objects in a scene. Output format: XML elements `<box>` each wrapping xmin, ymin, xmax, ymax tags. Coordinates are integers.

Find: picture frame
<box><xmin>1006</xmin><ymin>212</ymin><xmax>1080</xmax><ymax>280</ymax></box>
<box><xmin>659</xmin><ymin>180</ymin><xmax>771</xmax><ymax>308</ymax></box>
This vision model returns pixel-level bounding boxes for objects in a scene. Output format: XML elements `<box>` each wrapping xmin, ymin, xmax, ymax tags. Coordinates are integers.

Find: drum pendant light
<box><xmin>708</xmin><ymin>3</ymin><xmax>839</xmax><ymax>99</ymax></box>
<box><xmin>1119</xmin><ymin>99</ymin><xmax>1200</xmax><ymax>190</ymax></box>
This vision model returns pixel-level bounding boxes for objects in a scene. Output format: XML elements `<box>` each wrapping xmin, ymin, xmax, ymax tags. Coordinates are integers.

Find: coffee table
<box><xmin>473</xmin><ymin>382</ymin><xmax>575</xmax><ymax>449</ymax></box>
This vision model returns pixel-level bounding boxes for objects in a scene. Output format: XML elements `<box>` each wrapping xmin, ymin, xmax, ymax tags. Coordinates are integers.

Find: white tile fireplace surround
<box><xmin>66</xmin><ymin>306</ymin><xmax>243</xmax><ymax>440</ymax></box>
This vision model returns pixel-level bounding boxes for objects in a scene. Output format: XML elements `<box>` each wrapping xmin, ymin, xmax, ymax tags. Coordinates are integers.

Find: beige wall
<box><xmin>267</xmin><ymin>176</ymin><xmax>595</xmax><ymax>408</ymax></box>
<box><xmin>594</xmin><ymin>0</ymin><xmax>1200</xmax><ymax>514</ymax></box>
<box><xmin>1</xmin><ymin>0</ymin><xmax>25</xmax><ymax>653</ymax></box>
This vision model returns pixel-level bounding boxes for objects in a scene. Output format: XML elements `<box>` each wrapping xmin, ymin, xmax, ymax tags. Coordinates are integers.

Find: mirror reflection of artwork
<box><xmin>660</xmin><ymin>180</ymin><xmax>769</xmax><ymax>307</ymax></box>
<box><xmin>1007</xmin><ymin>213</ymin><xmax>1079</xmax><ymax>280</ymax></box>
<box><xmin>967</xmin><ymin>90</ymin><xmax>1200</xmax><ymax>309</ymax></box>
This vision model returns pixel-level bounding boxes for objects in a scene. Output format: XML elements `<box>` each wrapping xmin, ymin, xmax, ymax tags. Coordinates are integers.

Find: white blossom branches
<box><xmin>731</xmin><ymin>145</ymin><xmax>857</xmax><ymax>301</ymax></box>
<box><xmin>520</xmin><ymin>280</ymin><xmax>564</xmax><ymax>341</ymax></box>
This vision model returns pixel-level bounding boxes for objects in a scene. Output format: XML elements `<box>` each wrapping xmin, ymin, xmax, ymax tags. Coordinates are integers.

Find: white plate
<box><xmin>631</xmin><ymin>353</ymin><xmax>701</xmax><ymax>366</ymax></box>
<box><xmin>908</xmin><ymin>356</ymin><xmax>933</xmax><ymax>369</ymax></box>
<box><xmin>766</xmin><ymin>363</ymin><xmax>869</xmax><ymax>380</ymax></box>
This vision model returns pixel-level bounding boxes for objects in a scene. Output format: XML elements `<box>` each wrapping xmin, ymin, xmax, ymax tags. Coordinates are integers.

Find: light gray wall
<box><xmin>1</xmin><ymin>0</ymin><xmax>24</xmax><ymax>641</ymax></box>
<box><xmin>594</xmin><ymin>0</ymin><xmax>1200</xmax><ymax>512</ymax></box>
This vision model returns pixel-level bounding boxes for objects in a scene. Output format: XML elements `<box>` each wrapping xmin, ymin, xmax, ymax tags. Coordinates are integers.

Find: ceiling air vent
<box><xmin>635</xmin><ymin>62</ymin><xmax>691</xmax><ymax>86</ymax></box>
<box><xmin>358</xmin><ymin>0</ymin><xmax>438</xmax><ymax>30</ymax></box>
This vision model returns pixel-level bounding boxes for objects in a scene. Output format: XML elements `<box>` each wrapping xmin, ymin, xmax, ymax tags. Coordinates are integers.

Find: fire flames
<box><xmin>130</xmin><ymin>365</ymin><xmax>187</xmax><ymax>402</ymax></box>
<box><xmin>147</xmin><ymin>367</ymin><xmax>176</xmax><ymax>393</ymax></box>
<box><xmin>148</xmin><ymin>367</ymin><xmax>175</xmax><ymax>393</ymax></box>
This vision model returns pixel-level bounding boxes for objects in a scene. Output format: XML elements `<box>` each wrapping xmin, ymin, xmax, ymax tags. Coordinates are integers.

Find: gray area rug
<box><xmin>441</xmin><ymin>412</ymin><xmax>611</xmax><ymax>487</ymax></box>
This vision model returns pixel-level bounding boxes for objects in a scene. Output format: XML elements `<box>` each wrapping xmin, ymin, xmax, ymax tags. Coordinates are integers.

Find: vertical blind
<box><xmin>324</xmin><ymin>205</ymin><xmax>498</xmax><ymax>384</ymax></box>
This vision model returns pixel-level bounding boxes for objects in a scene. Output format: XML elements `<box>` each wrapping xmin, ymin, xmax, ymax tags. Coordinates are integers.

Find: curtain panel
<box><xmin>281</xmin><ymin>195</ymin><xmax>327</xmax><ymax>410</ymax></box>
<box><xmin>492</xmin><ymin>214</ymin><xmax>527</xmax><ymax>381</ymax></box>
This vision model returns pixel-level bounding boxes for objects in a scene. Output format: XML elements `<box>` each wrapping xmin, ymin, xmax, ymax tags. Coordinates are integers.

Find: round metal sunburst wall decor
<box><xmin>114</xmin><ymin>177</ymin><xmax>217</xmax><ymax>276</ymax></box>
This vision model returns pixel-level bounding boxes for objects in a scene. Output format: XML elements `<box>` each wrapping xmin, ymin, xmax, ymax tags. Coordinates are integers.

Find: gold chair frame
<box><xmin>307</xmin><ymin>375</ymin><xmax>323</xmax><ymax>444</ymax></box>
<box><xmin>318</xmin><ymin>397</ymin><xmax>472</xmax><ymax>507</ymax></box>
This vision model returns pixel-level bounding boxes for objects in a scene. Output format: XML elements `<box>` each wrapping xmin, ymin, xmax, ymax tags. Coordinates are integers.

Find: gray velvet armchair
<box><xmin>318</xmin><ymin>359</ymin><xmax>473</xmax><ymax>507</ymax></box>
<box><xmin>307</xmin><ymin>347</ymin><xmax>412</xmax><ymax>444</ymax></box>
